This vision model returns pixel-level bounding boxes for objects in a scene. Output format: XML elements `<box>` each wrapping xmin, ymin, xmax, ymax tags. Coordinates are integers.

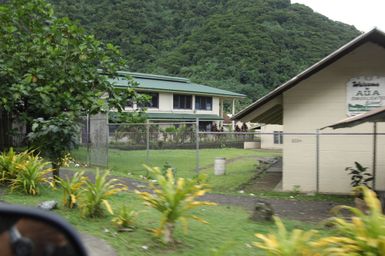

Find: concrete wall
<box><xmin>260</xmin><ymin>124</ymin><xmax>284</xmax><ymax>149</ymax></box>
<box><xmin>282</xmin><ymin>42</ymin><xmax>385</xmax><ymax>193</ymax></box>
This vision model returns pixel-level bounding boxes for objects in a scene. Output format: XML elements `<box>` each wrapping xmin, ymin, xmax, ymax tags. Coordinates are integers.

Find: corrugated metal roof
<box><xmin>233</xmin><ymin>28</ymin><xmax>385</xmax><ymax>121</ymax></box>
<box><xmin>145</xmin><ymin>112</ymin><xmax>223</xmax><ymax>121</ymax></box>
<box><xmin>111</xmin><ymin>72</ymin><xmax>245</xmax><ymax>98</ymax></box>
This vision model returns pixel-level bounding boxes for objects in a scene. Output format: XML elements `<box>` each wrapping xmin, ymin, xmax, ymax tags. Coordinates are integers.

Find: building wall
<box><xmin>282</xmin><ymin>42</ymin><xmax>385</xmax><ymax>193</ymax></box>
<box><xmin>126</xmin><ymin>92</ymin><xmax>221</xmax><ymax>116</ymax></box>
<box><xmin>260</xmin><ymin>124</ymin><xmax>283</xmax><ymax>149</ymax></box>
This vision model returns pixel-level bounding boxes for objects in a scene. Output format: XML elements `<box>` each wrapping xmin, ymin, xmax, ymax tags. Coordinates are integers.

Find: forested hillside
<box><xmin>50</xmin><ymin>0</ymin><xmax>360</xmax><ymax>106</ymax></box>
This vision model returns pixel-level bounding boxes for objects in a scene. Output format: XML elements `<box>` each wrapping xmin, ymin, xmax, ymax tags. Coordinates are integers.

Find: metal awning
<box><xmin>322</xmin><ymin>105</ymin><xmax>385</xmax><ymax>129</ymax></box>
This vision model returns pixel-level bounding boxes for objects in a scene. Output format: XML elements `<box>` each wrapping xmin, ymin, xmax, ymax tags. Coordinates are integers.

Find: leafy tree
<box><xmin>0</xmin><ymin>0</ymin><xmax>139</xmax><ymax>177</ymax></box>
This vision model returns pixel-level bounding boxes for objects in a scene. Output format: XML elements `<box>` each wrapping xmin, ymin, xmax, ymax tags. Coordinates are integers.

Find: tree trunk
<box><xmin>52</xmin><ymin>162</ymin><xmax>61</xmax><ymax>184</ymax></box>
<box><xmin>0</xmin><ymin>110</ymin><xmax>12</xmax><ymax>151</ymax></box>
<box><xmin>163</xmin><ymin>223</ymin><xmax>175</xmax><ymax>244</ymax></box>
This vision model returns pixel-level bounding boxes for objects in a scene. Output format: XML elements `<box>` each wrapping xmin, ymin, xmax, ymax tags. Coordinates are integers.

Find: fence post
<box><xmin>196</xmin><ymin>118</ymin><xmax>200</xmax><ymax>173</ymax></box>
<box><xmin>316</xmin><ymin>129</ymin><xmax>320</xmax><ymax>193</ymax></box>
<box><xmin>146</xmin><ymin>120</ymin><xmax>150</xmax><ymax>163</ymax></box>
<box><xmin>373</xmin><ymin>122</ymin><xmax>377</xmax><ymax>190</ymax></box>
<box><xmin>86</xmin><ymin>114</ymin><xmax>91</xmax><ymax>166</ymax></box>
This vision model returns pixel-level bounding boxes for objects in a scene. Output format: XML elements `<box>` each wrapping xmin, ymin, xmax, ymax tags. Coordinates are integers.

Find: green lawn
<box><xmin>71</xmin><ymin>148</ymin><xmax>280</xmax><ymax>192</ymax></box>
<box><xmin>2</xmin><ymin>188</ymin><xmax>333</xmax><ymax>256</ymax></box>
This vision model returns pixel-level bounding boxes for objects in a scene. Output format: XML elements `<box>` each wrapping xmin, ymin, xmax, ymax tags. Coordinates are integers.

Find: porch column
<box><xmin>232</xmin><ymin>99</ymin><xmax>235</xmax><ymax>130</ymax></box>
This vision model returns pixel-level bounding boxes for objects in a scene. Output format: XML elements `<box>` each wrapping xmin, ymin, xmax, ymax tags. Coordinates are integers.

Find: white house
<box><xmin>111</xmin><ymin>72</ymin><xmax>245</xmax><ymax>130</ymax></box>
<box><xmin>233</xmin><ymin>28</ymin><xmax>385</xmax><ymax>194</ymax></box>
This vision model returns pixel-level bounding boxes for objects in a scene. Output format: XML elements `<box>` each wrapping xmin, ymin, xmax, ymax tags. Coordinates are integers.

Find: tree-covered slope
<box><xmin>50</xmin><ymin>0</ymin><xmax>360</xmax><ymax>106</ymax></box>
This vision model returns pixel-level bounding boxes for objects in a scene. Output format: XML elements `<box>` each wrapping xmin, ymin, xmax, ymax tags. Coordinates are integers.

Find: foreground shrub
<box><xmin>136</xmin><ymin>166</ymin><xmax>216</xmax><ymax>244</ymax></box>
<box><xmin>112</xmin><ymin>205</ymin><xmax>138</xmax><ymax>230</ymax></box>
<box><xmin>10</xmin><ymin>154</ymin><xmax>52</xmax><ymax>195</ymax></box>
<box><xmin>254</xmin><ymin>217</ymin><xmax>318</xmax><ymax>256</ymax></box>
<box><xmin>79</xmin><ymin>170</ymin><xmax>127</xmax><ymax>218</ymax></box>
<box><xmin>0</xmin><ymin>148</ymin><xmax>30</xmax><ymax>182</ymax></box>
<box><xmin>58</xmin><ymin>170</ymin><xmax>88</xmax><ymax>208</ymax></box>
<box><xmin>315</xmin><ymin>186</ymin><xmax>385</xmax><ymax>255</ymax></box>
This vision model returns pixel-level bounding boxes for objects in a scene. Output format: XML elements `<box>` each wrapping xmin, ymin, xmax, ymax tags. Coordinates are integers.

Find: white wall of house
<box><xmin>260</xmin><ymin>124</ymin><xmax>283</xmax><ymax>149</ymax></box>
<box><xmin>282</xmin><ymin>42</ymin><xmax>385</xmax><ymax>193</ymax></box>
<box><xmin>125</xmin><ymin>91</ymin><xmax>221</xmax><ymax>116</ymax></box>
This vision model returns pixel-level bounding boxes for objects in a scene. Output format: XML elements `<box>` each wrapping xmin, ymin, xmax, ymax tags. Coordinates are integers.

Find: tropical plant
<box><xmin>345</xmin><ymin>162</ymin><xmax>373</xmax><ymax>188</ymax></box>
<box><xmin>112</xmin><ymin>205</ymin><xmax>138</xmax><ymax>230</ymax></box>
<box><xmin>161</xmin><ymin>161</ymin><xmax>176</xmax><ymax>177</ymax></box>
<box><xmin>79</xmin><ymin>170</ymin><xmax>127</xmax><ymax>218</ymax></box>
<box><xmin>0</xmin><ymin>148</ymin><xmax>29</xmax><ymax>182</ymax></box>
<box><xmin>314</xmin><ymin>186</ymin><xmax>385</xmax><ymax>255</ymax></box>
<box><xmin>136</xmin><ymin>166</ymin><xmax>217</xmax><ymax>244</ymax></box>
<box><xmin>10</xmin><ymin>154</ymin><xmax>53</xmax><ymax>195</ymax></box>
<box><xmin>58</xmin><ymin>170</ymin><xmax>88</xmax><ymax>208</ymax></box>
<box><xmin>253</xmin><ymin>216</ymin><xmax>318</xmax><ymax>256</ymax></box>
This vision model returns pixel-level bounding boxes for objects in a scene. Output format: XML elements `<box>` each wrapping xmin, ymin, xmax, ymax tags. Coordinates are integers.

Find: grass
<box><xmin>71</xmin><ymin>147</ymin><xmax>280</xmax><ymax>178</ymax></box>
<box><xmin>1</xmin><ymin>187</ymin><xmax>335</xmax><ymax>256</ymax></box>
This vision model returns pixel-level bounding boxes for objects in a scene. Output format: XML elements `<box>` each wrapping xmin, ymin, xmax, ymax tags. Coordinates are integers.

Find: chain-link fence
<box><xmin>70</xmin><ymin>116</ymin><xmax>385</xmax><ymax>194</ymax></box>
<box><xmin>72</xmin><ymin>119</ymin><xmax>262</xmax><ymax>177</ymax></box>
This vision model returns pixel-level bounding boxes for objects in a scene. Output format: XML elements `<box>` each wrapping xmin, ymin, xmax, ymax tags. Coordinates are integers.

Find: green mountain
<box><xmin>49</xmin><ymin>0</ymin><xmax>360</xmax><ymax>107</ymax></box>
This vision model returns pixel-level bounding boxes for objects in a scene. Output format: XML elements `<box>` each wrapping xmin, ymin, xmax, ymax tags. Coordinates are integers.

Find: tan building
<box><xmin>260</xmin><ymin>124</ymin><xmax>283</xmax><ymax>150</ymax></box>
<box><xmin>234</xmin><ymin>28</ymin><xmax>385</xmax><ymax>194</ymax></box>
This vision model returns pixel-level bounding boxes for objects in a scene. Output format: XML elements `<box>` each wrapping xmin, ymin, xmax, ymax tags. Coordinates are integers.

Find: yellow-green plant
<box><xmin>79</xmin><ymin>169</ymin><xmax>127</xmax><ymax>218</ymax></box>
<box><xmin>254</xmin><ymin>216</ymin><xmax>318</xmax><ymax>256</ymax></box>
<box><xmin>0</xmin><ymin>148</ymin><xmax>30</xmax><ymax>182</ymax></box>
<box><xmin>314</xmin><ymin>186</ymin><xmax>385</xmax><ymax>255</ymax></box>
<box><xmin>136</xmin><ymin>165</ymin><xmax>217</xmax><ymax>244</ymax></box>
<box><xmin>112</xmin><ymin>205</ymin><xmax>138</xmax><ymax>229</ymax></box>
<box><xmin>58</xmin><ymin>171</ymin><xmax>88</xmax><ymax>208</ymax></box>
<box><xmin>10</xmin><ymin>154</ymin><xmax>53</xmax><ymax>195</ymax></box>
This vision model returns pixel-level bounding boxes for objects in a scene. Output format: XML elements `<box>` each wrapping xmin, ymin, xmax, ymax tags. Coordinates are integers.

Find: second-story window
<box><xmin>195</xmin><ymin>96</ymin><xmax>212</xmax><ymax>110</ymax></box>
<box><xmin>138</xmin><ymin>92</ymin><xmax>159</xmax><ymax>108</ymax></box>
<box><xmin>173</xmin><ymin>94</ymin><xmax>192</xmax><ymax>109</ymax></box>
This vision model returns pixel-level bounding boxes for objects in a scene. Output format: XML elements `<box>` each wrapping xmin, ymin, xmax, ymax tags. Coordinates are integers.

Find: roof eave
<box><xmin>114</xmin><ymin>85</ymin><xmax>245</xmax><ymax>98</ymax></box>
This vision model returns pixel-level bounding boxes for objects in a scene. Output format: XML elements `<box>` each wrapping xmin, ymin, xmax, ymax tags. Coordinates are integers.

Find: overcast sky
<box><xmin>291</xmin><ymin>0</ymin><xmax>385</xmax><ymax>32</ymax></box>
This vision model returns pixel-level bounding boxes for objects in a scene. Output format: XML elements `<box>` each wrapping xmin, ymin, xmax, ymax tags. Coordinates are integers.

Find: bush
<box><xmin>136</xmin><ymin>165</ymin><xmax>216</xmax><ymax>244</ymax></box>
<box><xmin>345</xmin><ymin>162</ymin><xmax>373</xmax><ymax>188</ymax></box>
<box><xmin>254</xmin><ymin>217</ymin><xmax>317</xmax><ymax>256</ymax></box>
<box><xmin>9</xmin><ymin>154</ymin><xmax>53</xmax><ymax>195</ymax></box>
<box><xmin>0</xmin><ymin>148</ymin><xmax>29</xmax><ymax>183</ymax></box>
<box><xmin>58</xmin><ymin>170</ymin><xmax>88</xmax><ymax>208</ymax></box>
<box><xmin>314</xmin><ymin>186</ymin><xmax>385</xmax><ymax>255</ymax></box>
<box><xmin>254</xmin><ymin>187</ymin><xmax>385</xmax><ymax>256</ymax></box>
<box><xmin>79</xmin><ymin>170</ymin><xmax>127</xmax><ymax>218</ymax></box>
<box><xmin>112</xmin><ymin>205</ymin><xmax>138</xmax><ymax>230</ymax></box>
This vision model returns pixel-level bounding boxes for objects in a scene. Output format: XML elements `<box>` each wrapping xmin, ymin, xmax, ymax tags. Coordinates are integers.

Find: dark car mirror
<box><xmin>0</xmin><ymin>204</ymin><xmax>87</xmax><ymax>256</ymax></box>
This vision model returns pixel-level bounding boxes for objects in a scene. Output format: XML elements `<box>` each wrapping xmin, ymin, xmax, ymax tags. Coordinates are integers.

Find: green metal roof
<box><xmin>111</xmin><ymin>71</ymin><xmax>245</xmax><ymax>98</ymax></box>
<box><xmin>145</xmin><ymin>112</ymin><xmax>223</xmax><ymax>121</ymax></box>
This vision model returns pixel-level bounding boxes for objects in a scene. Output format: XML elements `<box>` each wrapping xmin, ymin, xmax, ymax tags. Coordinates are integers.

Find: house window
<box><xmin>273</xmin><ymin>131</ymin><xmax>283</xmax><ymax>144</ymax></box>
<box><xmin>138</xmin><ymin>92</ymin><xmax>159</xmax><ymax>108</ymax></box>
<box><xmin>195</xmin><ymin>96</ymin><xmax>212</xmax><ymax>110</ymax></box>
<box><xmin>173</xmin><ymin>94</ymin><xmax>192</xmax><ymax>109</ymax></box>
